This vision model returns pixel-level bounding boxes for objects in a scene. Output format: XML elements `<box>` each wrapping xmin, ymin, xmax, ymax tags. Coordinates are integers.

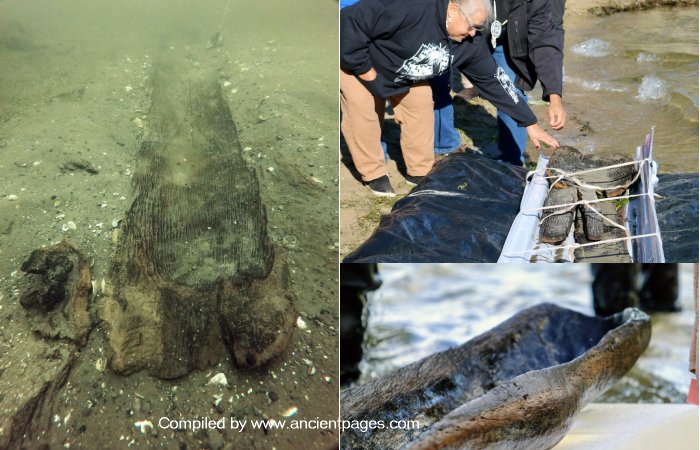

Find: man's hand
<box><xmin>525</xmin><ymin>124</ymin><xmax>560</xmax><ymax>156</ymax></box>
<box><xmin>548</xmin><ymin>94</ymin><xmax>566</xmax><ymax>130</ymax></box>
<box><xmin>358</xmin><ymin>68</ymin><xmax>377</xmax><ymax>82</ymax></box>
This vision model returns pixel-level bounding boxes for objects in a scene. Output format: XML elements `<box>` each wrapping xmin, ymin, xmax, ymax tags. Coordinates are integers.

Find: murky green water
<box><xmin>0</xmin><ymin>1</ymin><xmax>338</xmax><ymax>448</ymax></box>
<box><xmin>361</xmin><ymin>264</ymin><xmax>695</xmax><ymax>403</ymax></box>
<box><xmin>538</xmin><ymin>7</ymin><xmax>698</xmax><ymax>173</ymax></box>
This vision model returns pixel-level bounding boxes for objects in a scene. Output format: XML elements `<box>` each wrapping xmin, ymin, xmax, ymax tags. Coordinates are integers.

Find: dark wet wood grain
<box><xmin>540</xmin><ymin>187</ymin><xmax>577</xmax><ymax>244</ymax></box>
<box><xmin>100</xmin><ymin>61</ymin><xmax>295</xmax><ymax>379</ymax></box>
<box><xmin>547</xmin><ymin>146</ymin><xmax>637</xmax><ymax>195</ymax></box>
<box><xmin>340</xmin><ymin>304</ymin><xmax>651</xmax><ymax>450</ymax></box>
<box><xmin>579</xmin><ymin>188</ymin><xmax>605</xmax><ymax>241</ymax></box>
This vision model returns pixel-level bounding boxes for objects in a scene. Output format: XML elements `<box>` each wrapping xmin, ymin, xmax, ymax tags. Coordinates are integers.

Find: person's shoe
<box><xmin>366</xmin><ymin>175</ymin><xmax>396</xmax><ymax>197</ymax></box>
<box><xmin>405</xmin><ymin>174</ymin><xmax>424</xmax><ymax>186</ymax></box>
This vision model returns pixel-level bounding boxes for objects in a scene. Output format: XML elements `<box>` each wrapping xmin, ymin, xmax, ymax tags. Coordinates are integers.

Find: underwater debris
<box><xmin>60</xmin><ymin>160</ymin><xmax>99</xmax><ymax>175</ymax></box>
<box><xmin>208</xmin><ymin>373</ymin><xmax>228</xmax><ymax>388</ymax></box>
<box><xmin>19</xmin><ymin>240</ymin><xmax>93</xmax><ymax>346</ymax></box>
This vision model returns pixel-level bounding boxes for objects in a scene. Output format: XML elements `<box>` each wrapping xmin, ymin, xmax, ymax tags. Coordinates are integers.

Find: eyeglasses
<box><xmin>454</xmin><ymin>3</ymin><xmax>486</xmax><ymax>33</ymax></box>
<box><xmin>465</xmin><ymin>13</ymin><xmax>486</xmax><ymax>33</ymax></box>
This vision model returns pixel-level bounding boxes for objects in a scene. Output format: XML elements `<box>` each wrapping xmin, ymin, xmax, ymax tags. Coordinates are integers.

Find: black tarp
<box><xmin>344</xmin><ymin>152</ymin><xmax>526</xmax><ymax>262</ymax></box>
<box><xmin>344</xmin><ymin>152</ymin><xmax>698</xmax><ymax>263</ymax></box>
<box><xmin>656</xmin><ymin>173</ymin><xmax>699</xmax><ymax>262</ymax></box>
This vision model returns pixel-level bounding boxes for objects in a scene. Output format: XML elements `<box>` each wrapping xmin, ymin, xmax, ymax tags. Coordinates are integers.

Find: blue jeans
<box><xmin>491</xmin><ymin>45</ymin><xmax>528</xmax><ymax>166</ymax></box>
<box><xmin>430</xmin><ymin>71</ymin><xmax>461</xmax><ymax>155</ymax></box>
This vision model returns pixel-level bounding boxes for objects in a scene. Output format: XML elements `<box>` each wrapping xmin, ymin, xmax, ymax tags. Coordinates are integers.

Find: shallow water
<box><xmin>544</xmin><ymin>7</ymin><xmax>699</xmax><ymax>173</ymax></box>
<box><xmin>361</xmin><ymin>264</ymin><xmax>695</xmax><ymax>403</ymax></box>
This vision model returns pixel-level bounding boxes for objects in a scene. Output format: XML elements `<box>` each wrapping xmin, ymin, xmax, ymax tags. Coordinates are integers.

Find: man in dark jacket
<box><xmin>484</xmin><ymin>0</ymin><xmax>566</xmax><ymax>165</ymax></box>
<box><xmin>340</xmin><ymin>0</ymin><xmax>560</xmax><ymax>196</ymax></box>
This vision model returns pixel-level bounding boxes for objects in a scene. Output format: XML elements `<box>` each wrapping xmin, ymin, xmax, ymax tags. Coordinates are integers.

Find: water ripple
<box><xmin>636</xmin><ymin>75</ymin><xmax>669</xmax><ymax>102</ymax></box>
<box><xmin>571</xmin><ymin>38</ymin><xmax>612</xmax><ymax>57</ymax></box>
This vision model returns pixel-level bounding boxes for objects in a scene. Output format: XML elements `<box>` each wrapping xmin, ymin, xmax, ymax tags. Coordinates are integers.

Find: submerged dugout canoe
<box><xmin>100</xmin><ymin>58</ymin><xmax>296</xmax><ymax>379</ymax></box>
<box><xmin>340</xmin><ymin>303</ymin><xmax>651</xmax><ymax>450</ymax></box>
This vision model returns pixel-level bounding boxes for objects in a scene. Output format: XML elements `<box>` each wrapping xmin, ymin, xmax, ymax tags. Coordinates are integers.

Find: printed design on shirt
<box><xmin>495</xmin><ymin>66</ymin><xmax>519</xmax><ymax>104</ymax></box>
<box><xmin>395</xmin><ymin>42</ymin><xmax>450</xmax><ymax>82</ymax></box>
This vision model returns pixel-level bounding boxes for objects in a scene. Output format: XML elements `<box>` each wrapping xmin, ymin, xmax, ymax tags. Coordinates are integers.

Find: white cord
<box><xmin>522</xmin><ymin>192</ymin><xmax>650</xmax><ymax>214</ymax></box>
<box><xmin>506</xmin><ymin>156</ymin><xmax>660</xmax><ymax>258</ymax></box>
<box><xmin>525</xmin><ymin>158</ymin><xmax>650</xmax><ymax>193</ymax></box>
<box><xmin>501</xmin><ymin>232</ymin><xmax>662</xmax><ymax>257</ymax></box>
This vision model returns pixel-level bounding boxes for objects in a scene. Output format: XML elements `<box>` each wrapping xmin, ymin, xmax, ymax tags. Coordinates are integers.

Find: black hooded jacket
<box><xmin>340</xmin><ymin>0</ymin><xmax>538</xmax><ymax>127</ymax></box>
<box><xmin>485</xmin><ymin>0</ymin><xmax>564</xmax><ymax>100</ymax></box>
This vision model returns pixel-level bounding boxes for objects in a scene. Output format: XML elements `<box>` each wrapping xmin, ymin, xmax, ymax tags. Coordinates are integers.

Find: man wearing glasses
<box><xmin>340</xmin><ymin>0</ymin><xmax>560</xmax><ymax>197</ymax></box>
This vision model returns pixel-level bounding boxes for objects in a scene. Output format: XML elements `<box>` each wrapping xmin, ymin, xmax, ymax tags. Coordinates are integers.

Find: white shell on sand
<box><xmin>134</xmin><ymin>420</ymin><xmax>153</xmax><ymax>433</ymax></box>
<box><xmin>62</xmin><ymin>221</ymin><xmax>77</xmax><ymax>232</ymax></box>
<box><xmin>281</xmin><ymin>407</ymin><xmax>298</xmax><ymax>417</ymax></box>
<box><xmin>208</xmin><ymin>373</ymin><xmax>228</xmax><ymax>387</ymax></box>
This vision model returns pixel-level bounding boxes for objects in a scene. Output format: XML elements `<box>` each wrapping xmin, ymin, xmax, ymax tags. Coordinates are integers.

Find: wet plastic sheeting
<box><xmin>655</xmin><ymin>173</ymin><xmax>699</xmax><ymax>262</ymax></box>
<box><xmin>345</xmin><ymin>153</ymin><xmax>698</xmax><ymax>263</ymax></box>
<box><xmin>344</xmin><ymin>152</ymin><xmax>526</xmax><ymax>263</ymax></box>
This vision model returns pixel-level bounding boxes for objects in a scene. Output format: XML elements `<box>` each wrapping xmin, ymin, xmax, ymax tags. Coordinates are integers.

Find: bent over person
<box><xmin>340</xmin><ymin>0</ymin><xmax>560</xmax><ymax>197</ymax></box>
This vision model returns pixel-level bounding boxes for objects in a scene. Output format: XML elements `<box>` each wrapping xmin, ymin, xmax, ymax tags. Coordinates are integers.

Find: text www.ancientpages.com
<box><xmin>155</xmin><ymin>416</ymin><xmax>421</xmax><ymax>434</ymax></box>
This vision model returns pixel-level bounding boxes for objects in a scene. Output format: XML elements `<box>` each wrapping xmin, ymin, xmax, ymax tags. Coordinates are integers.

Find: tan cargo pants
<box><xmin>340</xmin><ymin>69</ymin><xmax>434</xmax><ymax>182</ymax></box>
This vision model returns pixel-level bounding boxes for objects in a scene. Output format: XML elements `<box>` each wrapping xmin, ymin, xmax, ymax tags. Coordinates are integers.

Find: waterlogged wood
<box><xmin>573</xmin><ymin>200</ymin><xmax>631</xmax><ymax>262</ymax></box>
<box><xmin>19</xmin><ymin>240</ymin><xmax>92</xmax><ymax>346</ymax></box>
<box><xmin>540</xmin><ymin>146</ymin><xmax>637</xmax><ymax>258</ymax></box>
<box><xmin>540</xmin><ymin>187</ymin><xmax>577</xmax><ymax>244</ymax></box>
<box><xmin>580</xmin><ymin>188</ymin><xmax>605</xmax><ymax>241</ymax></box>
<box><xmin>340</xmin><ymin>304</ymin><xmax>651</xmax><ymax>450</ymax></box>
<box><xmin>100</xmin><ymin>61</ymin><xmax>295</xmax><ymax>378</ymax></box>
<box><xmin>0</xmin><ymin>346</ymin><xmax>74</xmax><ymax>450</ymax></box>
<box><xmin>547</xmin><ymin>146</ymin><xmax>637</xmax><ymax>195</ymax></box>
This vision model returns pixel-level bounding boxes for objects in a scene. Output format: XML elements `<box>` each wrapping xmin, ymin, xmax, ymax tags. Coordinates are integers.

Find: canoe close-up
<box><xmin>341</xmin><ymin>303</ymin><xmax>652</xmax><ymax>450</ymax></box>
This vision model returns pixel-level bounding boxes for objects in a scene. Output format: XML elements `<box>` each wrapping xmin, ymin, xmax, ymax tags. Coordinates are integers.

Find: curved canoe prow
<box><xmin>340</xmin><ymin>303</ymin><xmax>651</xmax><ymax>450</ymax></box>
